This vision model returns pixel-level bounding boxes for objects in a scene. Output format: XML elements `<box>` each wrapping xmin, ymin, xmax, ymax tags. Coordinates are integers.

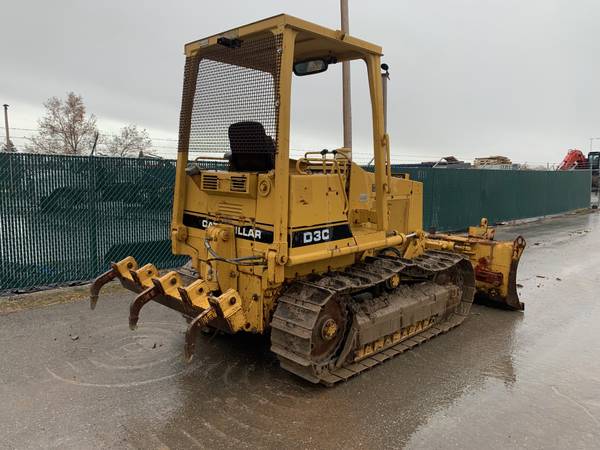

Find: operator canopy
<box><xmin>182</xmin><ymin>14</ymin><xmax>382</xmax><ymax>170</ymax></box>
<box><xmin>184</xmin><ymin>14</ymin><xmax>382</xmax><ymax>72</ymax></box>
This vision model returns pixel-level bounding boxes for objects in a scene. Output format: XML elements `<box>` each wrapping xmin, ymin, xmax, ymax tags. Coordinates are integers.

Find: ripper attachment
<box><xmin>89</xmin><ymin>256</ymin><xmax>247</xmax><ymax>361</ymax></box>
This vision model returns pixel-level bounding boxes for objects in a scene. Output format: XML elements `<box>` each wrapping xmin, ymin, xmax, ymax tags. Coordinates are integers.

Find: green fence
<box><xmin>392</xmin><ymin>166</ymin><xmax>592</xmax><ymax>231</ymax></box>
<box><xmin>0</xmin><ymin>154</ymin><xmax>591</xmax><ymax>293</ymax></box>
<box><xmin>0</xmin><ymin>153</ymin><xmax>187</xmax><ymax>292</ymax></box>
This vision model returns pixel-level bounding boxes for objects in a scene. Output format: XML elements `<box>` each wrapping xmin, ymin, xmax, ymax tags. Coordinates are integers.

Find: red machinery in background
<box><xmin>558</xmin><ymin>149</ymin><xmax>599</xmax><ymax>188</ymax></box>
<box><xmin>559</xmin><ymin>149</ymin><xmax>588</xmax><ymax>170</ymax></box>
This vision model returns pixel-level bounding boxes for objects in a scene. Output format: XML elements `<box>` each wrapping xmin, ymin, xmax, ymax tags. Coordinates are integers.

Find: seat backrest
<box><xmin>228</xmin><ymin>121</ymin><xmax>275</xmax><ymax>172</ymax></box>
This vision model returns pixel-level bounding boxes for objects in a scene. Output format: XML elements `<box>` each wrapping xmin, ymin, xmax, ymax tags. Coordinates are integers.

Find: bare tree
<box><xmin>27</xmin><ymin>92</ymin><xmax>98</xmax><ymax>155</ymax></box>
<box><xmin>105</xmin><ymin>124</ymin><xmax>152</xmax><ymax>157</ymax></box>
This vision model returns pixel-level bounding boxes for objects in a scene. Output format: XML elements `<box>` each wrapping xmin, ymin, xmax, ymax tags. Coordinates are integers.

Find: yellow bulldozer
<box><xmin>91</xmin><ymin>14</ymin><xmax>525</xmax><ymax>385</ymax></box>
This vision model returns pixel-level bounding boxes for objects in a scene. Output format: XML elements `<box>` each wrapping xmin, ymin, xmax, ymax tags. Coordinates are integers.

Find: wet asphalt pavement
<box><xmin>1</xmin><ymin>212</ymin><xmax>600</xmax><ymax>449</ymax></box>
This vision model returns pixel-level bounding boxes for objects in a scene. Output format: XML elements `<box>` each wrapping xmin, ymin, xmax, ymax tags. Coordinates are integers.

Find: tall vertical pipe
<box><xmin>3</xmin><ymin>104</ymin><xmax>10</xmax><ymax>148</ymax></box>
<box><xmin>341</xmin><ymin>0</ymin><xmax>352</xmax><ymax>154</ymax></box>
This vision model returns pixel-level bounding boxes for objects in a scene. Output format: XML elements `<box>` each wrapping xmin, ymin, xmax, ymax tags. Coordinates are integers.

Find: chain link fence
<box><xmin>391</xmin><ymin>165</ymin><xmax>592</xmax><ymax>231</ymax></box>
<box><xmin>0</xmin><ymin>153</ymin><xmax>195</xmax><ymax>293</ymax></box>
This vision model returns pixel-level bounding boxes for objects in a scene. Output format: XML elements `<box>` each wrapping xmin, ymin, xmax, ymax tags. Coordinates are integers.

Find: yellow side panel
<box><xmin>388</xmin><ymin>198</ymin><xmax>408</xmax><ymax>232</ymax></box>
<box><xmin>236</xmin><ymin>272</ymin><xmax>264</xmax><ymax>332</ymax></box>
<box><xmin>255</xmin><ymin>173</ymin><xmax>277</xmax><ymax>225</ymax></box>
<box><xmin>347</xmin><ymin>164</ymin><xmax>376</xmax><ymax>218</ymax></box>
<box><xmin>184</xmin><ymin>174</ymin><xmax>208</xmax><ymax>214</ymax></box>
<box><xmin>407</xmin><ymin>180</ymin><xmax>423</xmax><ymax>232</ymax></box>
<box><xmin>388</xmin><ymin>175</ymin><xmax>423</xmax><ymax>233</ymax></box>
<box><xmin>347</xmin><ymin>164</ymin><xmax>423</xmax><ymax>234</ymax></box>
<box><xmin>288</xmin><ymin>173</ymin><xmax>347</xmax><ymax>228</ymax></box>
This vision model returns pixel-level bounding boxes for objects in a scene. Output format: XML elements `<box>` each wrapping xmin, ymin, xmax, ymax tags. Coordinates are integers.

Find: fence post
<box><xmin>89</xmin><ymin>155</ymin><xmax>100</xmax><ymax>276</ymax></box>
<box><xmin>8</xmin><ymin>151</ymin><xmax>15</xmax><ymax>194</ymax></box>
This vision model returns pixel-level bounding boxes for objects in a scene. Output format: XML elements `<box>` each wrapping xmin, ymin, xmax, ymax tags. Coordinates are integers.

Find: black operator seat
<box><xmin>227</xmin><ymin>121</ymin><xmax>275</xmax><ymax>172</ymax></box>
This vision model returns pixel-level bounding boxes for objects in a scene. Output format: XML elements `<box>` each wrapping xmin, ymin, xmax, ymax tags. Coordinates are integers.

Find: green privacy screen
<box><xmin>0</xmin><ymin>153</ymin><xmax>188</xmax><ymax>292</ymax></box>
<box><xmin>393</xmin><ymin>166</ymin><xmax>591</xmax><ymax>232</ymax></box>
<box><xmin>0</xmin><ymin>154</ymin><xmax>591</xmax><ymax>292</ymax></box>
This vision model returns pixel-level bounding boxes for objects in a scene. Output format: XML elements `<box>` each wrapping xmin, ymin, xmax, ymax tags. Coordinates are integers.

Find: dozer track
<box><xmin>270</xmin><ymin>251</ymin><xmax>476</xmax><ymax>385</ymax></box>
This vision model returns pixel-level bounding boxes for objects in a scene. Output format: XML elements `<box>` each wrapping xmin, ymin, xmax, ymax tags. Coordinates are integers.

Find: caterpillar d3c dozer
<box><xmin>91</xmin><ymin>14</ymin><xmax>526</xmax><ymax>385</ymax></box>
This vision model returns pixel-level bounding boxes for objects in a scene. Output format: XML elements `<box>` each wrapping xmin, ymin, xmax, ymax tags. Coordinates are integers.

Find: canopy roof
<box><xmin>184</xmin><ymin>14</ymin><xmax>382</xmax><ymax>64</ymax></box>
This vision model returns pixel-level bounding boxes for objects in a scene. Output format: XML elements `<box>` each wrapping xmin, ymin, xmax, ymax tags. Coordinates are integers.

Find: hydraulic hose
<box><xmin>203</xmin><ymin>237</ymin><xmax>265</xmax><ymax>266</ymax></box>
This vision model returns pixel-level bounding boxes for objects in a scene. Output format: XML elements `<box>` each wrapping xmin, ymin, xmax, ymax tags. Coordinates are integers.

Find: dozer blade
<box><xmin>426</xmin><ymin>219</ymin><xmax>526</xmax><ymax>311</ymax></box>
<box><xmin>473</xmin><ymin>235</ymin><xmax>526</xmax><ymax>310</ymax></box>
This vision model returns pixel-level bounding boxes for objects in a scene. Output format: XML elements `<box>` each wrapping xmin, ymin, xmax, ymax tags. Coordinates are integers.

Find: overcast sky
<box><xmin>1</xmin><ymin>0</ymin><xmax>599</xmax><ymax>164</ymax></box>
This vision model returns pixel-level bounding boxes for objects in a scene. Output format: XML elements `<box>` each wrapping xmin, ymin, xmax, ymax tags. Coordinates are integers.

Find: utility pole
<box><xmin>341</xmin><ymin>0</ymin><xmax>352</xmax><ymax>154</ymax></box>
<box><xmin>90</xmin><ymin>131</ymin><xmax>100</xmax><ymax>156</ymax></box>
<box><xmin>3</xmin><ymin>104</ymin><xmax>10</xmax><ymax>148</ymax></box>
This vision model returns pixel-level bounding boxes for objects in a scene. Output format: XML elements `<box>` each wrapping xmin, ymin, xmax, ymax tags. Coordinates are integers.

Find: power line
<box><xmin>3</xmin><ymin>128</ymin><xmax>568</xmax><ymax>165</ymax></box>
<box><xmin>1</xmin><ymin>135</ymin><xmax>178</xmax><ymax>151</ymax></box>
<box><xmin>7</xmin><ymin>127</ymin><xmax>178</xmax><ymax>142</ymax></box>
<box><xmin>2</xmin><ymin>136</ymin><xmax>562</xmax><ymax>165</ymax></box>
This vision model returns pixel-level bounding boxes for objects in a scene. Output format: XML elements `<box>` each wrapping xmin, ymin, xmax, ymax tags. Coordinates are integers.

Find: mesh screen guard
<box><xmin>178</xmin><ymin>34</ymin><xmax>283</xmax><ymax>167</ymax></box>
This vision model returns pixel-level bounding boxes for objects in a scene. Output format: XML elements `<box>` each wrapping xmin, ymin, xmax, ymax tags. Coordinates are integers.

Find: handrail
<box><xmin>296</xmin><ymin>153</ymin><xmax>349</xmax><ymax>215</ymax></box>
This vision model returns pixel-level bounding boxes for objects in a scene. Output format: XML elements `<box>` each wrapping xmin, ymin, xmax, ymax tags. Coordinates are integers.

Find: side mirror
<box><xmin>293</xmin><ymin>59</ymin><xmax>329</xmax><ymax>76</ymax></box>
